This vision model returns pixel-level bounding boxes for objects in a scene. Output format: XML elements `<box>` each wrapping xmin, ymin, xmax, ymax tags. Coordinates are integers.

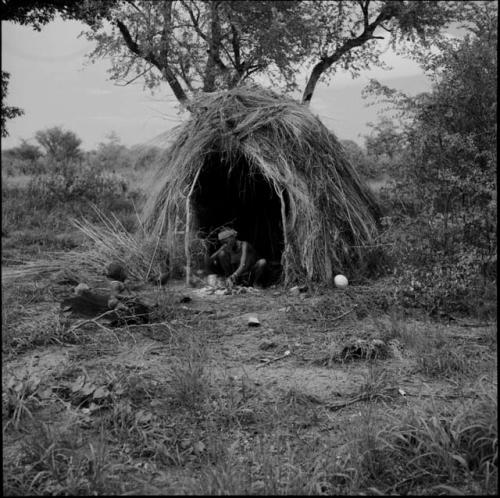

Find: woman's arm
<box><xmin>230</xmin><ymin>242</ymin><xmax>248</xmax><ymax>280</ymax></box>
<box><xmin>209</xmin><ymin>245</ymin><xmax>224</xmax><ymax>262</ymax></box>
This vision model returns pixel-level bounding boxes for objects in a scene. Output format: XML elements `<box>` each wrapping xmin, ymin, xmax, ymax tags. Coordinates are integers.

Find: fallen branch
<box><xmin>127</xmin><ymin>321</ymin><xmax>174</xmax><ymax>328</ymax></box>
<box><xmin>66</xmin><ymin>310</ymin><xmax>117</xmax><ymax>334</ymax></box>
<box><xmin>179</xmin><ymin>306</ymin><xmax>216</xmax><ymax>314</ymax></box>
<box><xmin>453</xmin><ymin>320</ymin><xmax>494</xmax><ymax>328</ymax></box>
<box><xmin>324</xmin><ymin>396</ymin><xmax>365</xmax><ymax>411</ymax></box>
<box><xmin>439</xmin><ymin>311</ymin><xmax>494</xmax><ymax>327</ymax></box>
<box><xmin>331</xmin><ymin>305</ymin><xmax>358</xmax><ymax>322</ymax></box>
<box><xmin>256</xmin><ymin>350</ymin><xmax>291</xmax><ymax>369</ymax></box>
<box><xmin>320</xmin><ymin>389</ymin><xmax>482</xmax><ymax>417</ymax></box>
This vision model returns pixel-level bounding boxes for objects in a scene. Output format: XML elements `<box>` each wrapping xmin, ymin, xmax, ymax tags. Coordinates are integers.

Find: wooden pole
<box><xmin>185</xmin><ymin>167</ymin><xmax>203</xmax><ymax>285</ymax></box>
<box><xmin>277</xmin><ymin>188</ymin><xmax>289</xmax><ymax>285</ymax></box>
<box><xmin>146</xmin><ymin>207</ymin><xmax>167</xmax><ymax>282</ymax></box>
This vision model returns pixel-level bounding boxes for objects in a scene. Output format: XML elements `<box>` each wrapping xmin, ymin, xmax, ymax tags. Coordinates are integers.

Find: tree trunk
<box><xmin>162</xmin><ymin>67</ymin><xmax>191</xmax><ymax>106</ymax></box>
<box><xmin>203</xmin><ymin>1</ymin><xmax>223</xmax><ymax>92</ymax></box>
<box><xmin>301</xmin><ymin>60</ymin><xmax>329</xmax><ymax>105</ymax></box>
<box><xmin>115</xmin><ymin>17</ymin><xmax>190</xmax><ymax>106</ymax></box>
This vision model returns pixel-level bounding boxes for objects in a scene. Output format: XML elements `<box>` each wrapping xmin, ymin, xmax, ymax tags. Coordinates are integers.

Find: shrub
<box><xmin>364</xmin><ymin>14</ymin><xmax>497</xmax><ymax>317</ymax></box>
<box><xmin>129</xmin><ymin>144</ymin><xmax>163</xmax><ymax>171</ymax></box>
<box><xmin>87</xmin><ymin>137</ymin><xmax>132</xmax><ymax>172</ymax></box>
<box><xmin>2</xmin><ymin>166</ymin><xmax>136</xmax><ymax>235</ymax></box>
<box><xmin>31</xmin><ymin>168</ymin><xmax>127</xmax><ymax>206</ymax></box>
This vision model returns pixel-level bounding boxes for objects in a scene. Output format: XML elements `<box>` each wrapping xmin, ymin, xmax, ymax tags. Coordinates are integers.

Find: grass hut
<box><xmin>142</xmin><ymin>85</ymin><xmax>380</xmax><ymax>285</ymax></box>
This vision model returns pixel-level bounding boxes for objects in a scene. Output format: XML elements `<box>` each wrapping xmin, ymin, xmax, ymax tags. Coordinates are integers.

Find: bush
<box><xmin>340</xmin><ymin>139</ymin><xmax>380</xmax><ymax>180</ymax></box>
<box><xmin>129</xmin><ymin>144</ymin><xmax>163</xmax><ymax>171</ymax></box>
<box><xmin>31</xmin><ymin>167</ymin><xmax>127</xmax><ymax>207</ymax></box>
<box><xmin>1</xmin><ymin>152</ymin><xmax>46</xmax><ymax>176</ymax></box>
<box><xmin>87</xmin><ymin>140</ymin><xmax>132</xmax><ymax>172</ymax></box>
<box><xmin>364</xmin><ymin>14</ymin><xmax>497</xmax><ymax>318</ymax></box>
<box><xmin>2</xmin><ymin>165</ymin><xmax>136</xmax><ymax>234</ymax></box>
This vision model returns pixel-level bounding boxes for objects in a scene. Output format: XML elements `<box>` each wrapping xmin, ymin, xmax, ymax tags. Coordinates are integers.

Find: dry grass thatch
<box><xmin>142</xmin><ymin>85</ymin><xmax>381</xmax><ymax>284</ymax></box>
<box><xmin>70</xmin><ymin>205</ymin><xmax>170</xmax><ymax>282</ymax></box>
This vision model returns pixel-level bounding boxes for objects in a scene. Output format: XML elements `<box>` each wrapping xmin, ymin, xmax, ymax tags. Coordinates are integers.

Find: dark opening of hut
<box><xmin>191</xmin><ymin>151</ymin><xmax>285</xmax><ymax>262</ymax></box>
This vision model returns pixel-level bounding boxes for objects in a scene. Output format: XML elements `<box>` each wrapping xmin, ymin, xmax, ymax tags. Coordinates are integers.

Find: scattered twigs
<box><xmin>256</xmin><ymin>350</ymin><xmax>291</xmax><ymax>369</ymax></box>
<box><xmin>66</xmin><ymin>310</ymin><xmax>116</xmax><ymax>334</ymax></box>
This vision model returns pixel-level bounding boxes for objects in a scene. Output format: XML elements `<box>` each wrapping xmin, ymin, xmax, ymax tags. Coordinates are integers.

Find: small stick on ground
<box><xmin>66</xmin><ymin>310</ymin><xmax>116</xmax><ymax>334</ymax></box>
<box><xmin>331</xmin><ymin>305</ymin><xmax>358</xmax><ymax>322</ymax></box>
<box><xmin>256</xmin><ymin>351</ymin><xmax>291</xmax><ymax>369</ymax></box>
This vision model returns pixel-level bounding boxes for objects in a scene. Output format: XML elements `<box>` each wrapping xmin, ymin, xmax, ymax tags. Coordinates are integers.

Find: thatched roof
<box><xmin>142</xmin><ymin>85</ymin><xmax>380</xmax><ymax>284</ymax></box>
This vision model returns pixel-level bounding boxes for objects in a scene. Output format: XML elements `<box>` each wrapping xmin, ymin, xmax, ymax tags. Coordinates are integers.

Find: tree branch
<box><xmin>115</xmin><ymin>64</ymin><xmax>153</xmax><ymax>86</ymax></box>
<box><xmin>181</xmin><ymin>0</ymin><xmax>208</xmax><ymax>42</ymax></box>
<box><xmin>302</xmin><ymin>3</ymin><xmax>396</xmax><ymax>104</ymax></box>
<box><xmin>173</xmin><ymin>33</ymin><xmax>206</xmax><ymax>83</ymax></box>
<box><xmin>357</xmin><ymin>0</ymin><xmax>370</xmax><ymax>30</ymax></box>
<box><xmin>379</xmin><ymin>22</ymin><xmax>393</xmax><ymax>33</ymax></box>
<box><xmin>115</xmin><ymin>18</ymin><xmax>189</xmax><ymax>104</ymax></box>
<box><xmin>124</xmin><ymin>0</ymin><xmax>146</xmax><ymax>19</ymax></box>
<box><xmin>177</xmin><ymin>55</ymin><xmax>196</xmax><ymax>92</ymax></box>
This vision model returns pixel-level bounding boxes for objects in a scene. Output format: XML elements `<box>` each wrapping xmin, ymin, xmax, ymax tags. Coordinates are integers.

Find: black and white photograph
<box><xmin>2</xmin><ymin>0</ymin><xmax>497</xmax><ymax>495</ymax></box>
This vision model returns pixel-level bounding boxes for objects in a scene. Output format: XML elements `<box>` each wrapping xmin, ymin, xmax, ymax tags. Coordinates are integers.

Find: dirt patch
<box><xmin>3</xmin><ymin>347</ymin><xmax>70</xmax><ymax>381</ymax></box>
<box><xmin>2</xmin><ymin>274</ymin><xmax>497</xmax><ymax>495</ymax></box>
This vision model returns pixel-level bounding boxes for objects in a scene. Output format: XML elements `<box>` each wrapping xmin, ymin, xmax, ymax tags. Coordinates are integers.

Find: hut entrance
<box><xmin>192</xmin><ymin>151</ymin><xmax>285</xmax><ymax>264</ymax></box>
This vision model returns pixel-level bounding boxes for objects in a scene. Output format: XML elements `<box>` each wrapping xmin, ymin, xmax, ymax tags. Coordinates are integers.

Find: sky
<box><xmin>1</xmin><ymin>16</ymin><xmax>433</xmax><ymax>151</ymax></box>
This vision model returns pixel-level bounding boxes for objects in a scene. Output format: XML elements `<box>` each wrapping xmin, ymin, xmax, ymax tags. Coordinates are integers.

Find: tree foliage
<box><xmin>0</xmin><ymin>0</ymin><xmax>111</xmax><ymax>29</ymax></box>
<box><xmin>340</xmin><ymin>139</ymin><xmax>377</xmax><ymax>180</ymax></box>
<box><xmin>364</xmin><ymin>117</ymin><xmax>402</xmax><ymax>160</ymax></box>
<box><xmin>1</xmin><ymin>0</ymin><xmax>474</xmax><ymax>107</ymax></box>
<box><xmin>75</xmin><ymin>0</ymin><xmax>470</xmax><ymax>106</ymax></box>
<box><xmin>89</xmin><ymin>131</ymin><xmax>132</xmax><ymax>171</ymax></box>
<box><xmin>35</xmin><ymin>126</ymin><xmax>83</xmax><ymax>164</ymax></box>
<box><xmin>79</xmin><ymin>0</ymin><xmax>308</xmax><ymax>104</ymax></box>
<box><xmin>299</xmin><ymin>0</ymin><xmax>469</xmax><ymax>103</ymax></box>
<box><xmin>1</xmin><ymin>71</ymin><xmax>24</xmax><ymax>137</ymax></box>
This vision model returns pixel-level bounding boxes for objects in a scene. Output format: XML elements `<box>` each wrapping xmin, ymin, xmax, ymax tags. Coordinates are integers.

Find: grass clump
<box><xmin>371</xmin><ymin>382</ymin><xmax>497</xmax><ymax>494</ymax></box>
<box><xmin>416</xmin><ymin>342</ymin><xmax>473</xmax><ymax>378</ymax></box>
<box><xmin>3</xmin><ymin>423</ymin><xmax>120</xmax><ymax>496</ymax></box>
<box><xmin>168</xmin><ymin>355</ymin><xmax>209</xmax><ymax>410</ymax></box>
<box><xmin>2</xmin><ymin>375</ymin><xmax>42</xmax><ymax>433</ymax></box>
<box><xmin>375</xmin><ymin>313</ymin><xmax>480</xmax><ymax>379</ymax></box>
<box><xmin>358</xmin><ymin>364</ymin><xmax>401</xmax><ymax>403</ymax></box>
<box><xmin>2</xmin><ymin>305</ymin><xmax>72</xmax><ymax>356</ymax></box>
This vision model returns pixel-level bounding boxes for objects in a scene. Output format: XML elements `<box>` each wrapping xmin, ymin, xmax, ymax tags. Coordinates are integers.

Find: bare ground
<box><xmin>2</xmin><ymin>270</ymin><xmax>497</xmax><ymax>494</ymax></box>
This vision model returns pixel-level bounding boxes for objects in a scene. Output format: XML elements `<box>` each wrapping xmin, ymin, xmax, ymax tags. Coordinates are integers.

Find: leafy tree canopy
<box><xmin>1</xmin><ymin>0</ymin><xmax>484</xmax><ymax>110</ymax></box>
<box><xmin>74</xmin><ymin>0</ymin><xmax>471</xmax><ymax>105</ymax></box>
<box><xmin>35</xmin><ymin>126</ymin><xmax>83</xmax><ymax>163</ymax></box>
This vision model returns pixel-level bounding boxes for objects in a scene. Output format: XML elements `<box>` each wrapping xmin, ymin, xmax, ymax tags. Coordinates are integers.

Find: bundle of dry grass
<box><xmin>142</xmin><ymin>85</ymin><xmax>381</xmax><ymax>284</ymax></box>
<box><xmin>71</xmin><ymin>205</ymin><xmax>170</xmax><ymax>282</ymax></box>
